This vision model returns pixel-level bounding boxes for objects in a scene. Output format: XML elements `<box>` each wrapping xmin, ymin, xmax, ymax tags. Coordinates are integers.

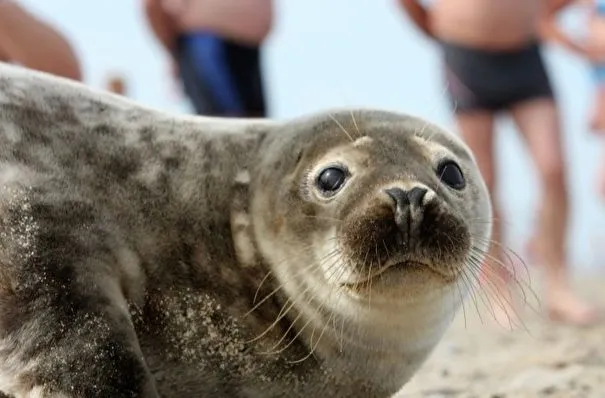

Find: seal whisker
<box><xmin>326</xmin><ymin>246</ymin><xmax>364</xmax><ymax>349</ymax></box>
<box><xmin>289</xmin><ymin>309</ymin><xmax>337</xmax><ymax>364</ymax></box>
<box><xmin>267</xmin><ymin>255</ymin><xmax>346</xmax><ymax>359</ymax></box>
<box><xmin>251</xmin><ymin>241</ymin><xmax>333</xmax><ymax>305</ymax></box>
<box><xmin>263</xmin><ymin>259</ymin><xmax>344</xmax><ymax>355</ymax></box>
<box><xmin>244</xmin><ymin>249</ymin><xmax>338</xmax><ymax>318</ymax></box>
<box><xmin>478</xmin><ymin>249</ymin><xmax>524</xmax><ymax>298</ymax></box>
<box><xmin>454</xmin><ymin>270</ymin><xmax>469</xmax><ymax>329</ymax></box>
<box><xmin>447</xmin><ymin>230</ymin><xmax>499</xmax><ymax>324</ymax></box>
<box><xmin>458</xmin><ymin>258</ymin><xmax>484</xmax><ymax>328</ymax></box>
<box><xmin>469</xmin><ymin>242</ymin><xmax>538</xmax><ymax>310</ymax></box>
<box><xmin>460</xmin><ymin>256</ymin><xmax>503</xmax><ymax>326</ymax></box>
<box><xmin>467</xmin><ymin>259</ymin><xmax>520</xmax><ymax>328</ymax></box>
<box><xmin>467</xmin><ymin>257</ymin><xmax>518</xmax><ymax>330</ymax></box>
<box><xmin>476</xmin><ymin>237</ymin><xmax>532</xmax><ymax>287</ymax></box>
<box><xmin>252</xmin><ymin>252</ymin><xmax>342</xmax><ymax>349</ymax></box>
<box><xmin>452</xmin><ymin>274</ymin><xmax>467</xmax><ymax>329</ymax></box>
<box><xmin>246</xmin><ymin>297</ymin><xmax>298</xmax><ymax>345</ymax></box>
<box><xmin>253</xmin><ymin>269</ymin><xmax>275</xmax><ymax>304</ymax></box>
<box><xmin>268</xmin><ymin>307</ymin><xmax>305</xmax><ymax>351</ymax></box>
<box><xmin>328</xmin><ymin>113</ymin><xmax>355</xmax><ymax>142</ymax></box>
<box><xmin>427</xmin><ymin>237</ymin><xmax>458</xmax><ymax>326</ymax></box>
<box><xmin>349</xmin><ymin>109</ymin><xmax>362</xmax><ymax>138</ymax></box>
<box><xmin>466</xmin><ymin>255</ymin><xmax>532</xmax><ymax>332</ymax></box>
<box><xmin>366</xmin><ymin>240</ymin><xmax>381</xmax><ymax>308</ymax></box>
<box><xmin>417</xmin><ymin>120</ymin><xmax>433</xmax><ymax>142</ymax></box>
<box><xmin>460</xmin><ymin>266</ymin><xmax>485</xmax><ymax>325</ymax></box>
<box><xmin>469</xmin><ymin>235</ymin><xmax>533</xmax><ymax>294</ymax></box>
<box><xmin>259</xmin><ymin>252</ymin><xmax>343</xmax><ymax>352</ymax></box>
<box><xmin>289</xmin><ymin>265</ymin><xmax>351</xmax><ymax>364</ymax></box>
<box><xmin>309</xmin><ymin>252</ymin><xmax>351</xmax><ymax>347</ymax></box>
<box><xmin>465</xmin><ymin>255</ymin><xmax>510</xmax><ymax>309</ymax></box>
<box><xmin>315</xmin><ymin>262</ymin><xmax>354</xmax><ymax>358</ymax></box>
<box><xmin>466</xmin><ymin>215</ymin><xmax>516</xmax><ymax>228</ymax></box>
<box><xmin>300</xmin><ymin>215</ymin><xmax>343</xmax><ymax>223</ymax></box>
<box><xmin>265</xmin><ymin>313</ymin><xmax>315</xmax><ymax>356</ymax></box>
<box><xmin>422</xmin><ymin>83</ymin><xmax>450</xmax><ymax>142</ymax></box>
<box><xmin>414</xmin><ymin>84</ymin><xmax>448</xmax><ymax>142</ymax></box>
<box><xmin>361</xmin><ymin>247</ymin><xmax>372</xmax><ymax>311</ymax></box>
<box><xmin>470</xmin><ymin>237</ymin><xmax>521</xmax><ymax>280</ymax></box>
<box><xmin>469</xmin><ymin>248</ymin><xmax>541</xmax><ymax>319</ymax></box>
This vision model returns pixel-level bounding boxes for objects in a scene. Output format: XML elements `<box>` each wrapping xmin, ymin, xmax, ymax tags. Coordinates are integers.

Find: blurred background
<box><xmin>11</xmin><ymin>0</ymin><xmax>605</xmax><ymax>271</ymax></box>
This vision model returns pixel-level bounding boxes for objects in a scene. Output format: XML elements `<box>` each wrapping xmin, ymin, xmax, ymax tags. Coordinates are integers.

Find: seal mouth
<box><xmin>340</xmin><ymin>259</ymin><xmax>429</xmax><ymax>287</ymax></box>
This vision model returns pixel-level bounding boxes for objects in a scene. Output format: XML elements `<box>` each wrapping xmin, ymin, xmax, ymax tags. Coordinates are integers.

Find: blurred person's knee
<box><xmin>538</xmin><ymin>156</ymin><xmax>567</xmax><ymax>196</ymax></box>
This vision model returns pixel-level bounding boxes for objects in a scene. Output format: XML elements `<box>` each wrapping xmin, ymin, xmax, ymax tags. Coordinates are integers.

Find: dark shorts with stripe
<box><xmin>441</xmin><ymin>40</ymin><xmax>554</xmax><ymax>114</ymax></box>
<box><xmin>175</xmin><ymin>32</ymin><xmax>267</xmax><ymax>117</ymax></box>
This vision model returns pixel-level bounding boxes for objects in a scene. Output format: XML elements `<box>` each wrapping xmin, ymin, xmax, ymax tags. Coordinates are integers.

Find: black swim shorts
<box><xmin>175</xmin><ymin>33</ymin><xmax>267</xmax><ymax>118</ymax></box>
<box><xmin>441</xmin><ymin>40</ymin><xmax>554</xmax><ymax>113</ymax></box>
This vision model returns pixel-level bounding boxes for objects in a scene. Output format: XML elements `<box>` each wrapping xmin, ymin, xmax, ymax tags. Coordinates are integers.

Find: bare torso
<box><xmin>161</xmin><ymin>0</ymin><xmax>273</xmax><ymax>44</ymax></box>
<box><xmin>428</xmin><ymin>0</ymin><xmax>543</xmax><ymax>49</ymax></box>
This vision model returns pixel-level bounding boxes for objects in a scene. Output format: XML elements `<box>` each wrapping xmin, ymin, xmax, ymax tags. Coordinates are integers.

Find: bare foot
<box><xmin>547</xmin><ymin>291</ymin><xmax>601</xmax><ymax>327</ymax></box>
<box><xmin>523</xmin><ymin>237</ymin><xmax>601</xmax><ymax>326</ymax></box>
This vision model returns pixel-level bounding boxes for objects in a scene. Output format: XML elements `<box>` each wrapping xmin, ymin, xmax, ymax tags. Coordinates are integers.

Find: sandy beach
<box><xmin>396</xmin><ymin>270</ymin><xmax>605</xmax><ymax>398</ymax></box>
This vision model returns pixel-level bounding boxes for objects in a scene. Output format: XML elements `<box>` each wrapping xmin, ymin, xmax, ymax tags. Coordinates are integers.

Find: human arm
<box><xmin>142</xmin><ymin>0</ymin><xmax>179</xmax><ymax>56</ymax></box>
<box><xmin>538</xmin><ymin>0</ymin><xmax>587</xmax><ymax>56</ymax></box>
<box><xmin>397</xmin><ymin>0</ymin><xmax>433</xmax><ymax>38</ymax></box>
<box><xmin>0</xmin><ymin>1</ymin><xmax>82</xmax><ymax>80</ymax></box>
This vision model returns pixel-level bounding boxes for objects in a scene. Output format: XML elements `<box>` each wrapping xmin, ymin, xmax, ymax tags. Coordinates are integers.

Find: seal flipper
<box><xmin>0</xmin><ymin>191</ymin><xmax>158</xmax><ymax>397</ymax></box>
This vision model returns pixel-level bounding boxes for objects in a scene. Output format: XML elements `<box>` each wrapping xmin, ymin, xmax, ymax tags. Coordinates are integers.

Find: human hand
<box><xmin>581</xmin><ymin>43</ymin><xmax>605</xmax><ymax>63</ymax></box>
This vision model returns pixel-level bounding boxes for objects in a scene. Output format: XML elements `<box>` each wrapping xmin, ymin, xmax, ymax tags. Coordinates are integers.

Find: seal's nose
<box><xmin>385</xmin><ymin>186</ymin><xmax>427</xmax><ymax>211</ymax></box>
<box><xmin>385</xmin><ymin>186</ymin><xmax>429</xmax><ymax>246</ymax></box>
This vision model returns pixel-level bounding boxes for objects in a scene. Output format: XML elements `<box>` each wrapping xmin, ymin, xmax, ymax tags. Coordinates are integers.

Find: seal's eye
<box><xmin>316</xmin><ymin>167</ymin><xmax>347</xmax><ymax>193</ymax></box>
<box><xmin>437</xmin><ymin>160</ymin><xmax>466</xmax><ymax>190</ymax></box>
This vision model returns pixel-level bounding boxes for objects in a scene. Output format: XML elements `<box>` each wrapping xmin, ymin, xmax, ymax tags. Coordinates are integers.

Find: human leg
<box><xmin>441</xmin><ymin>41</ymin><xmax>522</xmax><ymax>327</ymax></box>
<box><xmin>588</xmin><ymin>68</ymin><xmax>605</xmax><ymax>201</ymax></box>
<box><xmin>589</xmin><ymin>66</ymin><xmax>605</xmax><ymax>132</ymax></box>
<box><xmin>597</xmin><ymin>144</ymin><xmax>605</xmax><ymax>200</ymax></box>
<box><xmin>510</xmin><ymin>97</ymin><xmax>599</xmax><ymax>325</ymax></box>
<box><xmin>589</xmin><ymin>87</ymin><xmax>605</xmax><ymax>132</ymax></box>
<box><xmin>455</xmin><ymin>111</ymin><xmax>521</xmax><ymax>323</ymax></box>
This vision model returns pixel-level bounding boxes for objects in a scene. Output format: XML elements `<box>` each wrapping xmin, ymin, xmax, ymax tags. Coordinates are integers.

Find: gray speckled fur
<box><xmin>0</xmin><ymin>63</ymin><xmax>491</xmax><ymax>398</ymax></box>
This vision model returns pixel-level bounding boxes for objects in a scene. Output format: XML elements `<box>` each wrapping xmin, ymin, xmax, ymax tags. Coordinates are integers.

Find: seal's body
<box><xmin>0</xmin><ymin>63</ymin><xmax>492</xmax><ymax>398</ymax></box>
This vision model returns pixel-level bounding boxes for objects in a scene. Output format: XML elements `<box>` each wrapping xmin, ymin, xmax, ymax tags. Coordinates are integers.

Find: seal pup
<box><xmin>0</xmin><ymin>63</ymin><xmax>492</xmax><ymax>398</ymax></box>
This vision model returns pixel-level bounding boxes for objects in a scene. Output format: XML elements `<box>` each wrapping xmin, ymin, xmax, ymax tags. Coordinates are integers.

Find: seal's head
<box><xmin>250</xmin><ymin>108</ymin><xmax>491</xmax><ymax>388</ymax></box>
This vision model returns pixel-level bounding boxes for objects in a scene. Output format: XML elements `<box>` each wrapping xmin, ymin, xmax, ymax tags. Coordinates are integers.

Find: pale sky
<box><xmin>16</xmin><ymin>0</ymin><xmax>605</xmax><ymax>269</ymax></box>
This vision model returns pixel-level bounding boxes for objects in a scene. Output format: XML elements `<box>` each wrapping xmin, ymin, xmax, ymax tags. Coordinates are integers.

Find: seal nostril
<box><xmin>385</xmin><ymin>187</ymin><xmax>428</xmax><ymax>210</ymax></box>
<box><xmin>385</xmin><ymin>187</ymin><xmax>409</xmax><ymax>209</ymax></box>
<box><xmin>407</xmin><ymin>187</ymin><xmax>428</xmax><ymax>207</ymax></box>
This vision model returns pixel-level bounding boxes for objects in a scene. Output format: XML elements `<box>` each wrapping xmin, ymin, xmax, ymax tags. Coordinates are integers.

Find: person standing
<box><xmin>0</xmin><ymin>0</ymin><xmax>81</xmax><ymax>81</ymax></box>
<box><xmin>142</xmin><ymin>0</ymin><xmax>273</xmax><ymax>117</ymax></box>
<box><xmin>398</xmin><ymin>0</ymin><xmax>599</xmax><ymax>326</ymax></box>
<box><xmin>105</xmin><ymin>73</ymin><xmax>128</xmax><ymax>96</ymax></box>
<box><xmin>541</xmin><ymin>0</ymin><xmax>605</xmax><ymax>200</ymax></box>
